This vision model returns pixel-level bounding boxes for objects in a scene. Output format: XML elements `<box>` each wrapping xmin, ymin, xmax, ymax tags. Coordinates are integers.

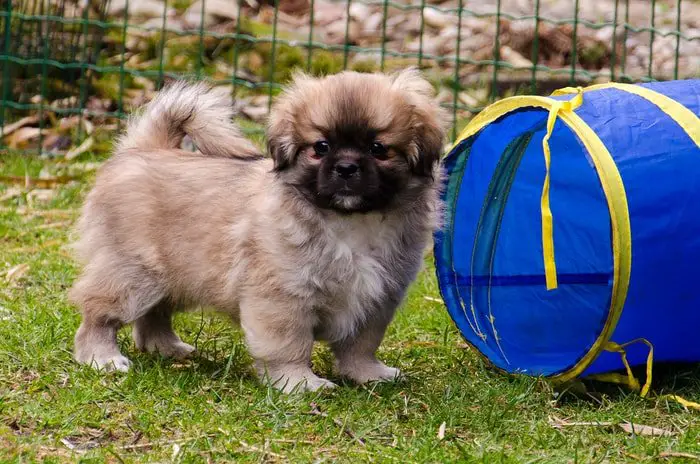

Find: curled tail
<box><xmin>117</xmin><ymin>80</ymin><xmax>261</xmax><ymax>158</ymax></box>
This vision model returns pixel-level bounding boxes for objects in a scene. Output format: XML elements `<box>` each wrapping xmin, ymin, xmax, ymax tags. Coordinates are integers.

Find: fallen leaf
<box><xmin>60</xmin><ymin>438</ymin><xmax>77</xmax><ymax>450</ymax></box>
<box><xmin>65</xmin><ymin>137</ymin><xmax>94</xmax><ymax>160</ymax></box>
<box><xmin>184</xmin><ymin>0</ymin><xmax>239</xmax><ymax>28</ymax></box>
<box><xmin>500</xmin><ymin>45</ymin><xmax>534</xmax><ymax>68</ymax></box>
<box><xmin>437</xmin><ymin>422</ymin><xmax>446</xmax><ymax>440</ymax></box>
<box><xmin>83</xmin><ymin>119</ymin><xmax>94</xmax><ymax>136</ymax></box>
<box><xmin>0</xmin><ymin>116</ymin><xmax>40</xmax><ymax>137</ymax></box>
<box><xmin>108</xmin><ymin>0</ymin><xmax>169</xmax><ymax>18</ymax></box>
<box><xmin>34</xmin><ymin>220</ymin><xmax>72</xmax><ymax>230</ymax></box>
<box><xmin>27</xmin><ymin>189</ymin><xmax>57</xmax><ymax>204</ymax></box>
<box><xmin>5</xmin><ymin>263</ymin><xmax>29</xmax><ymax>283</ymax></box>
<box><xmin>0</xmin><ymin>187</ymin><xmax>22</xmax><ymax>202</ymax></box>
<box><xmin>618</xmin><ymin>422</ymin><xmax>676</xmax><ymax>437</ymax></box>
<box><xmin>0</xmin><ymin>175</ymin><xmax>77</xmax><ymax>188</ymax></box>
<box><xmin>171</xmin><ymin>443</ymin><xmax>181</xmax><ymax>461</ymax></box>
<box><xmin>6</xmin><ymin>127</ymin><xmax>42</xmax><ymax>149</ymax></box>
<box><xmin>57</xmin><ymin>116</ymin><xmax>81</xmax><ymax>132</ymax></box>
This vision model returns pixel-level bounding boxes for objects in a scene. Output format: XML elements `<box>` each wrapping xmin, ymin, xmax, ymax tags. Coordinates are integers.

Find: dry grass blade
<box><xmin>65</xmin><ymin>137</ymin><xmax>95</xmax><ymax>160</ymax></box>
<box><xmin>4</xmin><ymin>263</ymin><xmax>30</xmax><ymax>283</ymax></box>
<box><xmin>34</xmin><ymin>220</ymin><xmax>73</xmax><ymax>230</ymax></box>
<box><xmin>0</xmin><ymin>116</ymin><xmax>40</xmax><ymax>137</ymax></box>
<box><xmin>237</xmin><ymin>439</ymin><xmax>285</xmax><ymax>459</ymax></box>
<box><xmin>549</xmin><ymin>416</ymin><xmax>614</xmax><ymax>430</ymax></box>
<box><xmin>6</xmin><ymin>127</ymin><xmax>43</xmax><ymax>149</ymax></box>
<box><xmin>658</xmin><ymin>452</ymin><xmax>700</xmax><ymax>460</ymax></box>
<box><xmin>618</xmin><ymin>423</ymin><xmax>676</xmax><ymax>437</ymax></box>
<box><xmin>0</xmin><ymin>175</ymin><xmax>78</xmax><ymax>189</ymax></box>
<box><xmin>0</xmin><ymin>187</ymin><xmax>23</xmax><ymax>202</ymax></box>
<box><xmin>550</xmin><ymin>416</ymin><xmax>676</xmax><ymax>437</ymax></box>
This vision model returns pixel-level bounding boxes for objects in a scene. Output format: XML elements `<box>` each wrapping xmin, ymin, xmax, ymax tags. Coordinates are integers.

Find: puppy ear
<box><xmin>267</xmin><ymin>138</ymin><xmax>290</xmax><ymax>171</ymax></box>
<box><xmin>266</xmin><ymin>121</ymin><xmax>295</xmax><ymax>172</ymax></box>
<box><xmin>390</xmin><ymin>67</ymin><xmax>446</xmax><ymax>177</ymax></box>
<box><xmin>267</xmin><ymin>72</ymin><xmax>317</xmax><ymax>171</ymax></box>
<box><xmin>391</xmin><ymin>67</ymin><xmax>435</xmax><ymax>98</ymax></box>
<box><xmin>413</xmin><ymin>115</ymin><xmax>446</xmax><ymax>178</ymax></box>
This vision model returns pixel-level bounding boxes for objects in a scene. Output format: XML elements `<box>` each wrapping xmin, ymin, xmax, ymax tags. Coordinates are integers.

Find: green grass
<box><xmin>2</xmin><ymin>151</ymin><xmax>700</xmax><ymax>463</ymax></box>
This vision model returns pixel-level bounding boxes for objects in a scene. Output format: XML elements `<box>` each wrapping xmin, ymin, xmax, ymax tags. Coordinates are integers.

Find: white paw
<box><xmin>135</xmin><ymin>333</ymin><xmax>196</xmax><ymax>359</ymax></box>
<box><xmin>339</xmin><ymin>361</ymin><xmax>402</xmax><ymax>384</ymax></box>
<box><xmin>278</xmin><ymin>376</ymin><xmax>337</xmax><ymax>394</ymax></box>
<box><xmin>147</xmin><ymin>340</ymin><xmax>195</xmax><ymax>359</ymax></box>
<box><xmin>86</xmin><ymin>354</ymin><xmax>132</xmax><ymax>373</ymax></box>
<box><xmin>163</xmin><ymin>340</ymin><xmax>196</xmax><ymax>359</ymax></box>
<box><xmin>264</xmin><ymin>370</ymin><xmax>337</xmax><ymax>394</ymax></box>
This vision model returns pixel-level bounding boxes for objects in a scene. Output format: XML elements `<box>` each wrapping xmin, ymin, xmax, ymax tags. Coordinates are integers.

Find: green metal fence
<box><xmin>0</xmin><ymin>0</ymin><xmax>698</xmax><ymax>155</ymax></box>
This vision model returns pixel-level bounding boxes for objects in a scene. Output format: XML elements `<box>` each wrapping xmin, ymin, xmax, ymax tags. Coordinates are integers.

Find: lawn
<box><xmin>1</xmin><ymin>151</ymin><xmax>700</xmax><ymax>463</ymax></box>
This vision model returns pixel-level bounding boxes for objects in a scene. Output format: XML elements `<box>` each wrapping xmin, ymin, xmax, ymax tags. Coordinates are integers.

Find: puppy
<box><xmin>69</xmin><ymin>69</ymin><xmax>447</xmax><ymax>393</ymax></box>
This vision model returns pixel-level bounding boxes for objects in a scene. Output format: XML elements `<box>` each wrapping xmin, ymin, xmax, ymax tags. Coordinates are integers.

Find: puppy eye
<box><xmin>313</xmin><ymin>141</ymin><xmax>330</xmax><ymax>157</ymax></box>
<box><xmin>370</xmin><ymin>141</ymin><xmax>388</xmax><ymax>158</ymax></box>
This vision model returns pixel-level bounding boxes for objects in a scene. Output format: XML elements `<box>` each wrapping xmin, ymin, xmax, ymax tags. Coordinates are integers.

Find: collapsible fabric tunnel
<box><xmin>434</xmin><ymin>80</ymin><xmax>700</xmax><ymax>389</ymax></box>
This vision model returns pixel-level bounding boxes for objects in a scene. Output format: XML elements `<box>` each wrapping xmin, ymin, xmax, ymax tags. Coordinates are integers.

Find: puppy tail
<box><xmin>116</xmin><ymin>80</ymin><xmax>261</xmax><ymax>158</ymax></box>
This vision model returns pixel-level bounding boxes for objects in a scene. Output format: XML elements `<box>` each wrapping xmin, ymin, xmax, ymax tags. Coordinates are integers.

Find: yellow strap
<box><xmin>540</xmin><ymin>89</ymin><xmax>584</xmax><ymax>290</ymax></box>
<box><xmin>660</xmin><ymin>395</ymin><xmax>700</xmax><ymax>411</ymax></box>
<box><xmin>591</xmin><ymin>339</ymin><xmax>700</xmax><ymax>411</ymax></box>
<box><xmin>588</xmin><ymin>339</ymin><xmax>651</xmax><ymax>395</ymax></box>
<box><xmin>554</xmin><ymin>83</ymin><xmax>700</xmax><ymax>148</ymax></box>
<box><xmin>597</xmin><ymin>341</ymin><xmax>641</xmax><ymax>392</ymax></box>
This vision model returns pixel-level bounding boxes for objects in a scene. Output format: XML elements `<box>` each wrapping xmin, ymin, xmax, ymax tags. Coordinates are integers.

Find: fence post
<box><xmin>0</xmin><ymin>0</ymin><xmax>12</xmax><ymax>141</ymax></box>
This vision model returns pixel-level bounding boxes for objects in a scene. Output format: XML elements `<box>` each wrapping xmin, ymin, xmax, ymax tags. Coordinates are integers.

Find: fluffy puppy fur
<box><xmin>69</xmin><ymin>69</ymin><xmax>447</xmax><ymax>393</ymax></box>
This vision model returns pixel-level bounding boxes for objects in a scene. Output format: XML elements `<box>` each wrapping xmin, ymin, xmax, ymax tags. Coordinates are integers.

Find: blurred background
<box><xmin>0</xmin><ymin>0</ymin><xmax>698</xmax><ymax>157</ymax></box>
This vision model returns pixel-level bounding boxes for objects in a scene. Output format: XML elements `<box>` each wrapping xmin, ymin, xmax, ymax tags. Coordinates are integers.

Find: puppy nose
<box><xmin>335</xmin><ymin>161</ymin><xmax>359</xmax><ymax>179</ymax></box>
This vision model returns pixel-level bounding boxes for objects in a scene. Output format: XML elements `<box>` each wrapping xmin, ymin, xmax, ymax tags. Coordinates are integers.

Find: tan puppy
<box><xmin>69</xmin><ymin>69</ymin><xmax>446</xmax><ymax>393</ymax></box>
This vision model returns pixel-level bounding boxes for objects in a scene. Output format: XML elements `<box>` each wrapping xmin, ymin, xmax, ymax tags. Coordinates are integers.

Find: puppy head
<box><xmin>267</xmin><ymin>68</ymin><xmax>447</xmax><ymax>214</ymax></box>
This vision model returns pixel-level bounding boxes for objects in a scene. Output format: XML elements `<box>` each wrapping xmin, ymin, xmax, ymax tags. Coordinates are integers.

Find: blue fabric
<box><xmin>435</xmin><ymin>79</ymin><xmax>700</xmax><ymax>378</ymax></box>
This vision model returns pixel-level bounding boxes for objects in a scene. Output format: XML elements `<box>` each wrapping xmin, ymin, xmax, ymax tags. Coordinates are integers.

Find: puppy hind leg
<box><xmin>71</xmin><ymin>272</ymin><xmax>166</xmax><ymax>372</ymax></box>
<box><xmin>73</xmin><ymin>298</ymin><xmax>132</xmax><ymax>372</ymax></box>
<box><xmin>132</xmin><ymin>301</ymin><xmax>195</xmax><ymax>359</ymax></box>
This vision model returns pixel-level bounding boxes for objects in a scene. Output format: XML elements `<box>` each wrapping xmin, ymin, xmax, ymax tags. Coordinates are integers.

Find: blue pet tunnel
<box><xmin>434</xmin><ymin>80</ymin><xmax>700</xmax><ymax>388</ymax></box>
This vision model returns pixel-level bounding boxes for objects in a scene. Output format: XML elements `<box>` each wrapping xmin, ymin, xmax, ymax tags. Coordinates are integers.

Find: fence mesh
<box><xmin>0</xmin><ymin>0</ymin><xmax>698</xmax><ymax>155</ymax></box>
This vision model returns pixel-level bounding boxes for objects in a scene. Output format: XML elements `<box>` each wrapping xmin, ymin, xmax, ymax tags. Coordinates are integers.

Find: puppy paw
<box><xmin>259</xmin><ymin>365</ymin><xmax>337</xmax><ymax>394</ymax></box>
<box><xmin>133</xmin><ymin>329</ymin><xmax>195</xmax><ymax>360</ymax></box>
<box><xmin>278</xmin><ymin>375</ymin><xmax>337</xmax><ymax>394</ymax></box>
<box><xmin>338</xmin><ymin>360</ymin><xmax>402</xmax><ymax>384</ymax></box>
<box><xmin>162</xmin><ymin>340</ymin><xmax>196</xmax><ymax>359</ymax></box>
<box><xmin>76</xmin><ymin>352</ymin><xmax>132</xmax><ymax>373</ymax></box>
<box><xmin>136</xmin><ymin>337</ymin><xmax>195</xmax><ymax>359</ymax></box>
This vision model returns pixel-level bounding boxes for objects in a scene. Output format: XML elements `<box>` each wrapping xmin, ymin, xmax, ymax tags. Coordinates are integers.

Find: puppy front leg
<box><xmin>240</xmin><ymin>296</ymin><xmax>336</xmax><ymax>393</ymax></box>
<box><xmin>331</xmin><ymin>303</ymin><xmax>402</xmax><ymax>384</ymax></box>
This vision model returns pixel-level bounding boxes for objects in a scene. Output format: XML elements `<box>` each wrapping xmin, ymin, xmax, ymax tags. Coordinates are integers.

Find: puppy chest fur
<box><xmin>269</xmin><ymin>211</ymin><xmax>428</xmax><ymax>343</ymax></box>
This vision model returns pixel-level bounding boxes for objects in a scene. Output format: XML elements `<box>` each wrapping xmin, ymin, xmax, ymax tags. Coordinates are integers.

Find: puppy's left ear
<box><xmin>392</xmin><ymin>68</ymin><xmax>447</xmax><ymax>178</ymax></box>
<box><xmin>413</xmin><ymin>115</ymin><xmax>446</xmax><ymax>178</ymax></box>
<box><xmin>391</xmin><ymin>67</ymin><xmax>435</xmax><ymax>98</ymax></box>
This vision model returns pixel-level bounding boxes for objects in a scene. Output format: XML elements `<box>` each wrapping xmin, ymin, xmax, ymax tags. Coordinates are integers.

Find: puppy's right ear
<box><xmin>268</xmin><ymin>72</ymin><xmax>315</xmax><ymax>171</ymax></box>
